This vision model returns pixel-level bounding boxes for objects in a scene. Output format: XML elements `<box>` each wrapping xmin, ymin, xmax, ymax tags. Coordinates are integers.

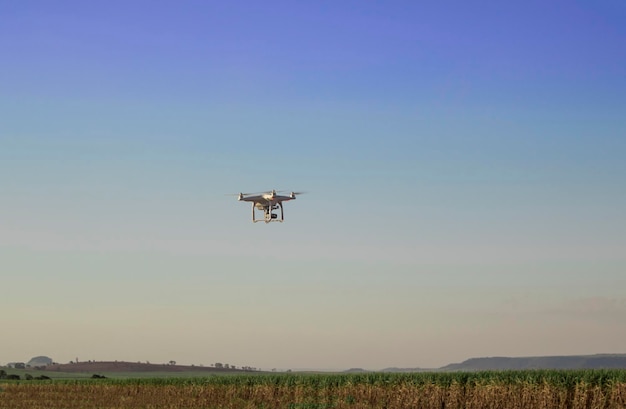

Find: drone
<box><xmin>233</xmin><ymin>190</ymin><xmax>304</xmax><ymax>223</ymax></box>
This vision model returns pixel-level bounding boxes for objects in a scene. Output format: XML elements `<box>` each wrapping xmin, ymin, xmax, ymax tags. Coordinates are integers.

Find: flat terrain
<box><xmin>2</xmin><ymin>361</ymin><xmax>261</xmax><ymax>380</ymax></box>
<box><xmin>46</xmin><ymin>361</ymin><xmax>251</xmax><ymax>374</ymax></box>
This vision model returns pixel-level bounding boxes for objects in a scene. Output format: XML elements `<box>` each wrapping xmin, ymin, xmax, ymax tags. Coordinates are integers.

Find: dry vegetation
<box><xmin>1</xmin><ymin>370</ymin><xmax>626</xmax><ymax>409</ymax></box>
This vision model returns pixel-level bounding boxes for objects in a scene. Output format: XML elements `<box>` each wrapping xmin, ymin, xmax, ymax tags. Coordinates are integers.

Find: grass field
<box><xmin>2</xmin><ymin>370</ymin><xmax>626</xmax><ymax>408</ymax></box>
<box><xmin>0</xmin><ymin>364</ymin><xmax>262</xmax><ymax>380</ymax></box>
<box><xmin>0</xmin><ymin>368</ymin><xmax>259</xmax><ymax>380</ymax></box>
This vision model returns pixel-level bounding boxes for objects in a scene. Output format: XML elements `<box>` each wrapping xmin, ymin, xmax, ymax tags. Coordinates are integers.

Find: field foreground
<box><xmin>2</xmin><ymin>370</ymin><xmax>626</xmax><ymax>409</ymax></box>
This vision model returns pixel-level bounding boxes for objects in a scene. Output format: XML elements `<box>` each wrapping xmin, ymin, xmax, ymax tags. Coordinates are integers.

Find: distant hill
<box><xmin>439</xmin><ymin>354</ymin><xmax>626</xmax><ymax>371</ymax></box>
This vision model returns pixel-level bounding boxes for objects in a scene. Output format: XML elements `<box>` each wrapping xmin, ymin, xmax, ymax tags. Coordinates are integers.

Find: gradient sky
<box><xmin>1</xmin><ymin>1</ymin><xmax>625</xmax><ymax>370</ymax></box>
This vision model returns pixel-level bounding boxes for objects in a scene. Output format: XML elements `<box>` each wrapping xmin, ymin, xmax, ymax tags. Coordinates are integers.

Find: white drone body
<box><xmin>235</xmin><ymin>190</ymin><xmax>303</xmax><ymax>223</ymax></box>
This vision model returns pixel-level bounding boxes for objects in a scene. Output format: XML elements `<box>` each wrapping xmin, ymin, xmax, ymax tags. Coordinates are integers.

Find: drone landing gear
<box><xmin>252</xmin><ymin>203</ymin><xmax>284</xmax><ymax>223</ymax></box>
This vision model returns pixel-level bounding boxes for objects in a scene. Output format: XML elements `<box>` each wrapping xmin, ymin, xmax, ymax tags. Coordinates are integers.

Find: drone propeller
<box><xmin>226</xmin><ymin>190</ymin><xmax>307</xmax><ymax>198</ymax></box>
<box><xmin>225</xmin><ymin>192</ymin><xmax>256</xmax><ymax>201</ymax></box>
<box><xmin>252</xmin><ymin>189</ymin><xmax>282</xmax><ymax>197</ymax></box>
<box><xmin>225</xmin><ymin>192</ymin><xmax>258</xmax><ymax>196</ymax></box>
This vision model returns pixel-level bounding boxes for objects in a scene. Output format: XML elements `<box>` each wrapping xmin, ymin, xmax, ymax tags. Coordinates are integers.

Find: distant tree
<box><xmin>27</xmin><ymin>356</ymin><xmax>53</xmax><ymax>367</ymax></box>
<box><xmin>25</xmin><ymin>374</ymin><xmax>33</xmax><ymax>380</ymax></box>
<box><xmin>214</xmin><ymin>363</ymin><xmax>223</xmax><ymax>369</ymax></box>
<box><xmin>0</xmin><ymin>369</ymin><xmax>6</xmax><ymax>379</ymax></box>
<box><xmin>169</xmin><ymin>361</ymin><xmax>176</xmax><ymax>366</ymax></box>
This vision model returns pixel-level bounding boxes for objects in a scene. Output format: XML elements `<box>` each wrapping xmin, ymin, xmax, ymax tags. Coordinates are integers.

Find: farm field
<box><xmin>2</xmin><ymin>370</ymin><xmax>626</xmax><ymax>409</ymax></box>
<box><xmin>0</xmin><ymin>362</ymin><xmax>262</xmax><ymax>380</ymax></box>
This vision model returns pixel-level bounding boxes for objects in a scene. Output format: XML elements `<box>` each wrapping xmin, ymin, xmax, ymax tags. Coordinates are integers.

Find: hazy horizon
<box><xmin>5</xmin><ymin>353</ymin><xmax>626</xmax><ymax>373</ymax></box>
<box><xmin>2</xmin><ymin>1</ymin><xmax>625</xmax><ymax>371</ymax></box>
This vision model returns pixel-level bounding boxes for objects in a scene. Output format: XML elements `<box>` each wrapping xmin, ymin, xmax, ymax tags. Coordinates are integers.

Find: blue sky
<box><xmin>1</xmin><ymin>1</ymin><xmax>625</xmax><ymax>370</ymax></box>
